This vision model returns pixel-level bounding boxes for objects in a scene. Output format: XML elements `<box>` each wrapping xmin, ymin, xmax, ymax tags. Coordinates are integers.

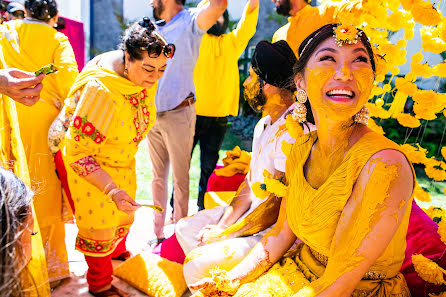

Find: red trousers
<box><xmin>54</xmin><ymin>150</ymin><xmax>75</xmax><ymax>212</ymax></box>
<box><xmin>84</xmin><ymin>235</ymin><xmax>128</xmax><ymax>292</ymax></box>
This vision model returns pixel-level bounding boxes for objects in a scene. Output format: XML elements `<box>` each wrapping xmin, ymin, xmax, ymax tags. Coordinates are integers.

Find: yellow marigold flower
<box><xmin>396</xmin><ymin>113</ymin><xmax>421</xmax><ymax>128</ymax></box>
<box><xmin>411</xmin><ymin>61</ymin><xmax>433</xmax><ymax>78</ymax></box>
<box><xmin>423</xmin><ymin>206</ymin><xmax>446</xmax><ymax>222</ymax></box>
<box><xmin>400</xmin><ymin>0</ymin><xmax>417</xmax><ymax>11</ymax></box>
<box><xmin>366</xmin><ymin>102</ymin><xmax>391</xmax><ymax>119</ymax></box>
<box><xmin>425</xmin><ymin>159</ymin><xmax>446</xmax><ymax>181</ymax></box>
<box><xmin>442</xmin><ymin>147</ymin><xmax>446</xmax><ymax>160</ymax></box>
<box><xmin>372</xmin><ymin>86</ymin><xmax>384</xmax><ymax>97</ymax></box>
<box><xmin>421</xmin><ymin>26</ymin><xmax>446</xmax><ymax>54</ymax></box>
<box><xmin>413</xmin><ymin>103</ymin><xmax>437</xmax><ymax>120</ymax></box>
<box><xmin>285</xmin><ymin>114</ymin><xmax>304</xmax><ymax>140</ymax></box>
<box><xmin>405</xmin><ymin>72</ymin><xmax>417</xmax><ymax>82</ymax></box>
<box><xmin>395</xmin><ymin>77</ymin><xmax>418</xmax><ymax>96</ymax></box>
<box><xmin>367</xmin><ymin>118</ymin><xmax>385</xmax><ymax>135</ymax></box>
<box><xmin>433</xmin><ymin>61</ymin><xmax>446</xmax><ymax>78</ymax></box>
<box><xmin>414</xmin><ymin>182</ymin><xmax>431</xmax><ymax>202</ymax></box>
<box><xmin>333</xmin><ymin>24</ymin><xmax>360</xmax><ymax>46</ymax></box>
<box><xmin>411</xmin><ymin>1</ymin><xmax>442</xmax><ymax>26</ymax></box>
<box><xmin>264</xmin><ymin>178</ymin><xmax>288</xmax><ymax>198</ymax></box>
<box><xmin>412</xmin><ymin>254</ymin><xmax>446</xmax><ymax>285</ymax></box>
<box><xmin>412</xmin><ymin>52</ymin><xmax>424</xmax><ymax>64</ymax></box>
<box><xmin>400</xmin><ymin>143</ymin><xmax>428</xmax><ymax>164</ymax></box>
<box><xmin>251</xmin><ymin>182</ymin><xmax>269</xmax><ymax>199</ymax></box>
<box><xmin>438</xmin><ymin>220</ymin><xmax>446</xmax><ymax>245</ymax></box>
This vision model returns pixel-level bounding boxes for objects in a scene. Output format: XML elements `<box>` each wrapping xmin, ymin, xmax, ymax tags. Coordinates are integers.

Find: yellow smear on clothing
<box><xmin>218</xmin><ymin>196</ymin><xmax>281</xmax><ymax>239</ymax></box>
<box><xmin>301</xmin><ymin>159</ymin><xmax>401</xmax><ymax>295</ymax></box>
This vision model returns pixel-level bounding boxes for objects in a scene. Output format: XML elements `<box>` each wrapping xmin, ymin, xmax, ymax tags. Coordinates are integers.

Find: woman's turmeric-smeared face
<box><xmin>298</xmin><ymin>37</ymin><xmax>374</xmax><ymax>121</ymax></box>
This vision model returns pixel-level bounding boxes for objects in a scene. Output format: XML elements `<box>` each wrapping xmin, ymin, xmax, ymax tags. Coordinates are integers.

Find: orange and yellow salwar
<box><xmin>61</xmin><ymin>65</ymin><xmax>156</xmax><ymax>257</ymax></box>
<box><xmin>234</xmin><ymin>131</ymin><xmax>414</xmax><ymax>297</ymax></box>
<box><xmin>0</xmin><ymin>18</ymin><xmax>79</xmax><ymax>282</ymax></box>
<box><xmin>0</xmin><ymin>94</ymin><xmax>51</xmax><ymax>296</ymax></box>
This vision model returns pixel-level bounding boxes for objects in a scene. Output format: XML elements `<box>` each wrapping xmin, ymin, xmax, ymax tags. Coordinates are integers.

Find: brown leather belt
<box><xmin>173</xmin><ymin>94</ymin><xmax>195</xmax><ymax>110</ymax></box>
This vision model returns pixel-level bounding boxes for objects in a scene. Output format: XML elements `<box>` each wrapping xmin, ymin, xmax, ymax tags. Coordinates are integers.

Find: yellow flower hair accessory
<box><xmin>333</xmin><ymin>24</ymin><xmax>361</xmax><ymax>46</ymax></box>
<box><xmin>412</xmin><ymin>254</ymin><xmax>446</xmax><ymax>285</ymax></box>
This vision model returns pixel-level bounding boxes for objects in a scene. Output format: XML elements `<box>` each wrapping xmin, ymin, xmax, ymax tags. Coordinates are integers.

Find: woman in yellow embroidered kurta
<box><xmin>61</xmin><ymin>19</ymin><xmax>173</xmax><ymax>296</ymax></box>
<box><xmin>0</xmin><ymin>0</ymin><xmax>79</xmax><ymax>283</ymax></box>
<box><xmin>191</xmin><ymin>24</ymin><xmax>415</xmax><ymax>297</ymax></box>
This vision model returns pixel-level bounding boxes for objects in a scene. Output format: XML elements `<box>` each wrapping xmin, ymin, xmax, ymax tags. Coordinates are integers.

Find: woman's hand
<box><xmin>111</xmin><ymin>190</ymin><xmax>140</xmax><ymax>215</ymax></box>
<box><xmin>189</xmin><ymin>274</ymin><xmax>240</xmax><ymax>296</ymax></box>
<box><xmin>197</xmin><ymin>224</ymin><xmax>227</xmax><ymax>246</ymax></box>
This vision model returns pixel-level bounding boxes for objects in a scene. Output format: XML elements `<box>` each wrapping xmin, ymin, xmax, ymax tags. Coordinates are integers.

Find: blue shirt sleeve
<box><xmin>189</xmin><ymin>8</ymin><xmax>206</xmax><ymax>36</ymax></box>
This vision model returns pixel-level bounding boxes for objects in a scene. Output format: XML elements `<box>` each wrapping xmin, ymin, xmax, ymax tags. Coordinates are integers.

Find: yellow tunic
<box><xmin>0</xmin><ymin>18</ymin><xmax>79</xmax><ymax>281</ymax></box>
<box><xmin>0</xmin><ymin>95</ymin><xmax>51</xmax><ymax>296</ymax></box>
<box><xmin>62</xmin><ymin>66</ymin><xmax>156</xmax><ymax>257</ymax></box>
<box><xmin>236</xmin><ymin>131</ymin><xmax>414</xmax><ymax>297</ymax></box>
<box><xmin>272</xmin><ymin>1</ymin><xmax>363</xmax><ymax>57</ymax></box>
<box><xmin>193</xmin><ymin>1</ymin><xmax>258</xmax><ymax>117</ymax></box>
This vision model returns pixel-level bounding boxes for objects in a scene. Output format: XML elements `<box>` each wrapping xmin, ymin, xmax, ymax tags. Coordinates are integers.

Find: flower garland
<box><xmin>252</xmin><ymin>177</ymin><xmax>288</xmax><ymax>199</ymax></box>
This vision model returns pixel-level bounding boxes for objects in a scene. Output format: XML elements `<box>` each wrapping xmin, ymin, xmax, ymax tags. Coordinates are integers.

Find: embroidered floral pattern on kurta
<box><xmin>72</xmin><ymin>115</ymin><xmax>106</xmax><ymax>144</ymax></box>
<box><xmin>125</xmin><ymin>89</ymin><xmax>152</xmax><ymax>143</ymax></box>
<box><xmin>70</xmin><ymin>155</ymin><xmax>101</xmax><ymax>177</ymax></box>
<box><xmin>75</xmin><ymin>224</ymin><xmax>131</xmax><ymax>254</ymax></box>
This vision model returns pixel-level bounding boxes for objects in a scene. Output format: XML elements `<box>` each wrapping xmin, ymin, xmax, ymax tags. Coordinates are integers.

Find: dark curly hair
<box><xmin>25</xmin><ymin>0</ymin><xmax>58</xmax><ymax>21</ymax></box>
<box><xmin>0</xmin><ymin>168</ymin><xmax>34</xmax><ymax>297</ymax></box>
<box><xmin>120</xmin><ymin>20</ymin><xmax>167</xmax><ymax>61</ymax></box>
<box><xmin>294</xmin><ymin>23</ymin><xmax>376</xmax><ymax>125</ymax></box>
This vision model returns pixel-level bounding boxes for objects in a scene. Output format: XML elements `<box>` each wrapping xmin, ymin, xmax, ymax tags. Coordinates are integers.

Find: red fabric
<box><xmin>57</xmin><ymin>16</ymin><xmax>85</xmax><ymax>71</ymax></box>
<box><xmin>152</xmin><ymin>234</ymin><xmax>185</xmax><ymax>264</ymax></box>
<box><xmin>84</xmin><ymin>235</ymin><xmax>128</xmax><ymax>292</ymax></box>
<box><xmin>401</xmin><ymin>200</ymin><xmax>446</xmax><ymax>296</ymax></box>
<box><xmin>206</xmin><ymin>165</ymin><xmax>246</xmax><ymax>192</ymax></box>
<box><xmin>54</xmin><ymin>150</ymin><xmax>74</xmax><ymax>212</ymax></box>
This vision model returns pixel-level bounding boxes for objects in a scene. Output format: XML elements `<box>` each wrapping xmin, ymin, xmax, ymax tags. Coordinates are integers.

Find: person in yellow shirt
<box><xmin>0</xmin><ymin>0</ymin><xmax>79</xmax><ymax>287</ymax></box>
<box><xmin>192</xmin><ymin>0</ymin><xmax>259</xmax><ymax>211</ymax></box>
<box><xmin>272</xmin><ymin>0</ymin><xmax>362</xmax><ymax>56</ymax></box>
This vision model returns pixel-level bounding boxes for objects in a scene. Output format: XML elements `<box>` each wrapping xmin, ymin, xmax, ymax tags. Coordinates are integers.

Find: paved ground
<box><xmin>52</xmin><ymin>201</ymin><xmax>197</xmax><ymax>297</ymax></box>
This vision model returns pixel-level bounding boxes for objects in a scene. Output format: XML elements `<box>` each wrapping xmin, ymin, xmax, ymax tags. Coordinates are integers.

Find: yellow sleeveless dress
<box><xmin>235</xmin><ymin>131</ymin><xmax>413</xmax><ymax>297</ymax></box>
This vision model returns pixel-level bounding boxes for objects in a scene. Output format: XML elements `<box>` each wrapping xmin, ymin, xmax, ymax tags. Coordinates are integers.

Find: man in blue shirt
<box><xmin>148</xmin><ymin>0</ymin><xmax>227</xmax><ymax>245</ymax></box>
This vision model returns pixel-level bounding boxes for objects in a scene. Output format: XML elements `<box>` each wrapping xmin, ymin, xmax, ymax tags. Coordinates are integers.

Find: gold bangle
<box><xmin>103</xmin><ymin>182</ymin><xmax>116</xmax><ymax>195</ymax></box>
<box><xmin>107</xmin><ymin>188</ymin><xmax>124</xmax><ymax>202</ymax></box>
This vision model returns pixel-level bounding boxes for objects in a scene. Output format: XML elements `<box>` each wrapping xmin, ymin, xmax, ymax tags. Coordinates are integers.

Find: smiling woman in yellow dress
<box><xmin>59</xmin><ymin>18</ymin><xmax>174</xmax><ymax>297</ymax></box>
<box><xmin>0</xmin><ymin>0</ymin><xmax>79</xmax><ymax>286</ymax></box>
<box><xmin>191</xmin><ymin>24</ymin><xmax>414</xmax><ymax>297</ymax></box>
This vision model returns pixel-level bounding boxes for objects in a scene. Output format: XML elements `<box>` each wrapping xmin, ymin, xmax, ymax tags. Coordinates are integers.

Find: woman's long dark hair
<box><xmin>294</xmin><ymin>24</ymin><xmax>376</xmax><ymax>126</ymax></box>
<box><xmin>0</xmin><ymin>168</ymin><xmax>34</xmax><ymax>297</ymax></box>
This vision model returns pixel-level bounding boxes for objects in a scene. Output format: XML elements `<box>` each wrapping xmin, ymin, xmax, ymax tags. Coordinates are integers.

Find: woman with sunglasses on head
<box><xmin>51</xmin><ymin>18</ymin><xmax>174</xmax><ymax>297</ymax></box>
<box><xmin>0</xmin><ymin>0</ymin><xmax>79</xmax><ymax>287</ymax></box>
<box><xmin>191</xmin><ymin>24</ymin><xmax>414</xmax><ymax>297</ymax></box>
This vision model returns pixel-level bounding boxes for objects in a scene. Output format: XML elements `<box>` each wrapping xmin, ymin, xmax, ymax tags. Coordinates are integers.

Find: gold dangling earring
<box><xmin>292</xmin><ymin>89</ymin><xmax>308</xmax><ymax>123</ymax></box>
<box><xmin>124</xmin><ymin>63</ymin><xmax>129</xmax><ymax>77</ymax></box>
<box><xmin>354</xmin><ymin>105</ymin><xmax>369</xmax><ymax>125</ymax></box>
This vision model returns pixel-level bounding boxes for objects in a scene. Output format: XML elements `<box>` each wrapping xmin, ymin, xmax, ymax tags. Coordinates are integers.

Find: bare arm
<box><xmin>218</xmin><ymin>179</ymin><xmax>252</xmax><ymax>227</ymax></box>
<box><xmin>195</xmin><ymin>0</ymin><xmax>228</xmax><ymax>31</ymax></box>
<box><xmin>295</xmin><ymin>150</ymin><xmax>414</xmax><ymax>297</ymax></box>
<box><xmin>0</xmin><ymin>68</ymin><xmax>44</xmax><ymax>106</ymax></box>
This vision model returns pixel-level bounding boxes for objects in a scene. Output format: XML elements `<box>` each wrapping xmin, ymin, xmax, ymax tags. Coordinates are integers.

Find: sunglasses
<box><xmin>12</xmin><ymin>11</ymin><xmax>24</xmax><ymax>18</ymax></box>
<box><xmin>137</xmin><ymin>17</ymin><xmax>175</xmax><ymax>59</ymax></box>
